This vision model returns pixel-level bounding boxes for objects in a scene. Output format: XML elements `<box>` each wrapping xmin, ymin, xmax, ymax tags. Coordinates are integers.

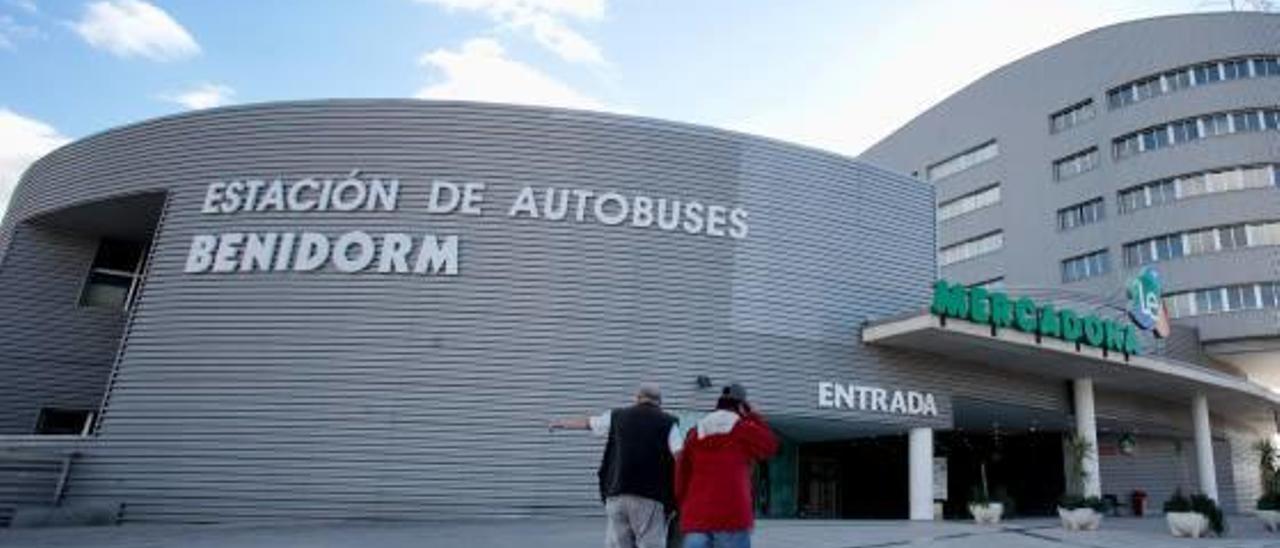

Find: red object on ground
<box><xmin>675</xmin><ymin>411</ymin><xmax>778</xmax><ymax>533</ymax></box>
<box><xmin>1131</xmin><ymin>490</ymin><xmax>1148</xmax><ymax>517</ymax></box>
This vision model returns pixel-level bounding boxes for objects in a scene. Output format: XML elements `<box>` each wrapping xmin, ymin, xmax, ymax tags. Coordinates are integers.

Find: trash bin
<box><xmin>1131</xmin><ymin>490</ymin><xmax>1148</xmax><ymax>517</ymax></box>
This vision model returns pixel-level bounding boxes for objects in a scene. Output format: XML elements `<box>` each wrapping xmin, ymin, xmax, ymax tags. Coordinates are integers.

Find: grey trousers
<box><xmin>604</xmin><ymin>494</ymin><xmax>668</xmax><ymax>548</ymax></box>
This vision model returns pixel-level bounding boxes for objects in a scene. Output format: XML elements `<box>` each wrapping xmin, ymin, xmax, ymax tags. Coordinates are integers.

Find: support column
<box><xmin>1192</xmin><ymin>393</ymin><xmax>1219</xmax><ymax>501</ymax></box>
<box><xmin>1073</xmin><ymin>378</ymin><xmax>1101</xmax><ymax>497</ymax></box>
<box><xmin>909</xmin><ymin>427</ymin><xmax>934</xmax><ymax>521</ymax></box>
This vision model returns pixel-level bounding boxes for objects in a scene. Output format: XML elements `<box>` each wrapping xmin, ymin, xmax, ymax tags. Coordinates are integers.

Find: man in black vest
<box><xmin>550</xmin><ymin>383</ymin><xmax>682</xmax><ymax>548</ymax></box>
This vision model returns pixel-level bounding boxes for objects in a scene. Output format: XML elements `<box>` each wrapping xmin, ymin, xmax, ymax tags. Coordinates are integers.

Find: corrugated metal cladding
<box><xmin>0</xmin><ymin>100</ymin><xmax>1249</xmax><ymax>523</ymax></box>
<box><xmin>0</xmin><ymin>223</ymin><xmax>123</xmax><ymax>434</ymax></box>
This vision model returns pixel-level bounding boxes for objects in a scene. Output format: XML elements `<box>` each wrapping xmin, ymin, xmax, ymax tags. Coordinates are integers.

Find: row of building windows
<box><xmin>1061</xmin><ymin>249</ymin><xmax>1110</xmax><ymax>283</ymax></box>
<box><xmin>1113</xmin><ymin>108</ymin><xmax>1280</xmax><ymax>159</ymax></box>
<box><xmin>1057</xmin><ymin>198</ymin><xmax>1105</xmax><ymax>231</ymax></box>
<box><xmin>1118</xmin><ymin>164</ymin><xmax>1279</xmax><ymax>214</ymax></box>
<box><xmin>1053</xmin><ymin>148</ymin><xmax>1099</xmax><ymax>181</ymax></box>
<box><xmin>937</xmin><ymin>184</ymin><xmax>1001</xmax><ymax>222</ymax></box>
<box><xmin>927</xmin><ymin>141</ymin><xmax>999</xmax><ymax>181</ymax></box>
<box><xmin>938</xmin><ymin>231</ymin><xmax>1003</xmax><ymax>266</ymax></box>
<box><xmin>1165</xmin><ymin>281</ymin><xmax>1280</xmax><ymax>319</ymax></box>
<box><xmin>1107</xmin><ymin>55</ymin><xmax>1280</xmax><ymax>110</ymax></box>
<box><xmin>1050</xmin><ymin>100</ymin><xmax>1095</xmax><ymax>133</ymax></box>
<box><xmin>1122</xmin><ymin>221</ymin><xmax>1280</xmax><ymax>268</ymax></box>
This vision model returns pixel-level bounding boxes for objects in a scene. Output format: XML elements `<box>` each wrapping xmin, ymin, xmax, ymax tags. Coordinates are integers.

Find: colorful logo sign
<box><xmin>1128</xmin><ymin>267</ymin><xmax>1170</xmax><ymax>339</ymax></box>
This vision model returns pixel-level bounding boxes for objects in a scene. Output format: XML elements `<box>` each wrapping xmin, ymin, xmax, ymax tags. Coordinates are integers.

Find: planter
<box><xmin>1057</xmin><ymin>507</ymin><xmax>1102</xmax><ymax>531</ymax></box>
<box><xmin>1258</xmin><ymin>509</ymin><xmax>1280</xmax><ymax>532</ymax></box>
<box><xmin>1166</xmin><ymin>512</ymin><xmax>1211</xmax><ymax>538</ymax></box>
<box><xmin>969</xmin><ymin>502</ymin><xmax>1003</xmax><ymax>525</ymax></box>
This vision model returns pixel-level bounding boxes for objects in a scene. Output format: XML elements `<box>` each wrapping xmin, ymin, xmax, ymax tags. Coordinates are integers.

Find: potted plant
<box><xmin>1255</xmin><ymin>439</ymin><xmax>1280</xmax><ymax>531</ymax></box>
<box><xmin>1164</xmin><ymin>489</ymin><xmax>1225</xmax><ymax>538</ymax></box>
<box><xmin>1057</xmin><ymin>433</ymin><xmax>1105</xmax><ymax>530</ymax></box>
<box><xmin>1058</xmin><ymin>495</ymin><xmax>1106</xmax><ymax>530</ymax></box>
<box><xmin>968</xmin><ymin>462</ymin><xmax>1003</xmax><ymax>524</ymax></box>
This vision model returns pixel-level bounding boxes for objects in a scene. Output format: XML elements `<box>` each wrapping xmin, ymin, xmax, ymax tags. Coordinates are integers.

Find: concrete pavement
<box><xmin>6</xmin><ymin>516</ymin><xmax>1280</xmax><ymax>547</ymax></box>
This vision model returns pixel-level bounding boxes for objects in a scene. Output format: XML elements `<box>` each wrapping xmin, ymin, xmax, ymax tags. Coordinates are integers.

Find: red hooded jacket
<box><xmin>675</xmin><ymin>409</ymin><xmax>777</xmax><ymax>532</ymax></box>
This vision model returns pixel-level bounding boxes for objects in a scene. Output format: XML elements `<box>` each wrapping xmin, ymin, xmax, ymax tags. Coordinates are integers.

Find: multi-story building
<box><xmin>862</xmin><ymin>12</ymin><xmax>1280</xmax><ymax>386</ymax></box>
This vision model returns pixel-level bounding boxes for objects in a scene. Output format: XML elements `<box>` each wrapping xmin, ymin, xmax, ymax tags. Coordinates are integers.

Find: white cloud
<box><xmin>8</xmin><ymin>0</ymin><xmax>37</xmax><ymax>14</ymax></box>
<box><xmin>416</xmin><ymin>38</ymin><xmax>611</xmax><ymax>111</ymax></box>
<box><xmin>416</xmin><ymin>0</ymin><xmax>605</xmax><ymax>64</ymax></box>
<box><xmin>0</xmin><ymin>109</ymin><xmax>69</xmax><ymax>217</ymax></box>
<box><xmin>161</xmin><ymin>83</ymin><xmax>235</xmax><ymax>110</ymax></box>
<box><xmin>72</xmin><ymin>0</ymin><xmax>200</xmax><ymax>61</ymax></box>
<box><xmin>0</xmin><ymin>14</ymin><xmax>38</xmax><ymax>49</ymax></box>
<box><xmin>731</xmin><ymin>0</ymin><xmax>1190</xmax><ymax>156</ymax></box>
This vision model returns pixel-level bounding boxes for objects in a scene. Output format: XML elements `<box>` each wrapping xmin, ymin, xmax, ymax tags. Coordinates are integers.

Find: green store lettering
<box><xmin>930</xmin><ymin>280</ymin><xmax>1141</xmax><ymax>355</ymax></box>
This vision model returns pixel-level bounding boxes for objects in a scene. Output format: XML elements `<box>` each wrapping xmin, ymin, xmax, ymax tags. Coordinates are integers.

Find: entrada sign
<box><xmin>816</xmin><ymin>382</ymin><xmax>939</xmax><ymax>416</ymax></box>
<box><xmin>930</xmin><ymin>280</ymin><xmax>1142</xmax><ymax>355</ymax></box>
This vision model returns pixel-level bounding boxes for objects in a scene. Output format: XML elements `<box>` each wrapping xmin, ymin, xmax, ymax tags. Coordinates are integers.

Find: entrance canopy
<box><xmin>863</xmin><ymin>312</ymin><xmax>1280</xmax><ymax>426</ymax></box>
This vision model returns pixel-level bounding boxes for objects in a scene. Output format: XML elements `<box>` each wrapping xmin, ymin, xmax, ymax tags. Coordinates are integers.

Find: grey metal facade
<box><xmin>860</xmin><ymin>13</ymin><xmax>1280</xmax><ymax>378</ymax></box>
<box><xmin>0</xmin><ymin>100</ymin><xmax>1269</xmax><ymax>523</ymax></box>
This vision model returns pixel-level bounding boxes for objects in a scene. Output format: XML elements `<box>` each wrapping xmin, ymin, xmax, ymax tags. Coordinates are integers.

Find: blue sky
<box><xmin>0</xmin><ymin>0</ymin><xmax>1233</xmax><ymax>215</ymax></box>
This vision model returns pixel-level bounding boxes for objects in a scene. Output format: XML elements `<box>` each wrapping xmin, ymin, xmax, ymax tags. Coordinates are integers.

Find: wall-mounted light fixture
<box><xmin>695</xmin><ymin>375</ymin><xmax>713</xmax><ymax>389</ymax></box>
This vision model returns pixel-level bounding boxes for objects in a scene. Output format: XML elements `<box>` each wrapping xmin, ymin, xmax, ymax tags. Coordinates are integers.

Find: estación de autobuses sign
<box><xmin>182</xmin><ymin>172</ymin><xmax>750</xmax><ymax>276</ymax></box>
<box><xmin>930</xmin><ymin>280</ymin><xmax>1143</xmax><ymax>356</ymax></box>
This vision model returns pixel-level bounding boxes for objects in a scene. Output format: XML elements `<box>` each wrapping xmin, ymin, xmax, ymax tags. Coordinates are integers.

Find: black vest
<box><xmin>597</xmin><ymin>403</ymin><xmax>677</xmax><ymax>507</ymax></box>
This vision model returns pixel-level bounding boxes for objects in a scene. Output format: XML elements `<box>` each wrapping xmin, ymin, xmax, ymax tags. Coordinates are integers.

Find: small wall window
<box><xmin>1061</xmin><ymin>249</ymin><xmax>1110</xmax><ymax>283</ymax></box>
<box><xmin>35</xmin><ymin>408</ymin><xmax>95</xmax><ymax>435</ymax></box>
<box><xmin>80</xmin><ymin>239</ymin><xmax>147</xmax><ymax>311</ymax></box>
<box><xmin>969</xmin><ymin>277</ymin><xmax>1006</xmax><ymax>291</ymax></box>
<box><xmin>937</xmin><ymin>184</ymin><xmax>1001</xmax><ymax>222</ymax></box>
<box><xmin>1050</xmin><ymin>100</ymin><xmax>1095</xmax><ymax>134</ymax></box>
<box><xmin>1057</xmin><ymin>198</ymin><xmax>1105</xmax><ymax>231</ymax></box>
<box><xmin>938</xmin><ymin>231</ymin><xmax>1003</xmax><ymax>266</ymax></box>
<box><xmin>926</xmin><ymin>141</ymin><xmax>999</xmax><ymax>181</ymax></box>
<box><xmin>1053</xmin><ymin>148</ymin><xmax>1098</xmax><ymax>181</ymax></box>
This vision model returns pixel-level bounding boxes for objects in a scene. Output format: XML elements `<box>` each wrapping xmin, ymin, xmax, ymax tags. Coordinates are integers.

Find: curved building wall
<box><xmin>1</xmin><ymin>101</ymin><xmax>1269</xmax><ymax>522</ymax></box>
<box><xmin>861</xmin><ymin>13</ymin><xmax>1280</xmax><ymax>380</ymax></box>
<box><xmin>1</xmin><ymin>100</ymin><xmax>963</xmax><ymax>522</ymax></box>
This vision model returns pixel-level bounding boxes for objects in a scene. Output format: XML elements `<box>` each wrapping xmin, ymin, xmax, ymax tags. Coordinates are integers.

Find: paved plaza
<box><xmin>6</xmin><ymin>517</ymin><xmax>1280</xmax><ymax>548</ymax></box>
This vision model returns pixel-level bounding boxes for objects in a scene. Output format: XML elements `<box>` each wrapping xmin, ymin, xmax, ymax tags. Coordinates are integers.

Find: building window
<box><xmin>1061</xmin><ymin>249</ymin><xmax>1110</xmax><ymax>283</ymax></box>
<box><xmin>969</xmin><ymin>277</ymin><xmax>1006</xmax><ymax>291</ymax></box>
<box><xmin>1053</xmin><ymin>148</ymin><xmax>1098</xmax><ymax>181</ymax></box>
<box><xmin>1107</xmin><ymin>55</ymin><xmax>1280</xmax><ymax>110</ymax></box>
<box><xmin>1050</xmin><ymin>100</ymin><xmax>1095</xmax><ymax>133</ymax></box>
<box><xmin>937</xmin><ymin>184</ymin><xmax>1001</xmax><ymax>222</ymax></box>
<box><xmin>939</xmin><ymin>231</ymin><xmax>1003</xmax><ymax>266</ymax></box>
<box><xmin>927</xmin><ymin>141</ymin><xmax>999</xmax><ymax>181</ymax></box>
<box><xmin>1057</xmin><ymin>198</ymin><xmax>1105</xmax><ymax>231</ymax></box>
<box><xmin>80</xmin><ymin>239</ymin><xmax>147</xmax><ymax>311</ymax></box>
<box><xmin>1123</xmin><ymin>220</ymin><xmax>1280</xmax><ymax>267</ymax></box>
<box><xmin>1119</xmin><ymin>164</ymin><xmax>1278</xmax><ymax>213</ymax></box>
<box><xmin>35</xmin><ymin>408</ymin><xmax>94</xmax><ymax>436</ymax></box>
<box><xmin>1113</xmin><ymin>108</ymin><xmax>1280</xmax><ymax>160</ymax></box>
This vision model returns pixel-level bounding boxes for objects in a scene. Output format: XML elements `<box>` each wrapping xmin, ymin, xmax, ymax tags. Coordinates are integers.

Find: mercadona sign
<box><xmin>930</xmin><ymin>280</ymin><xmax>1142</xmax><ymax>355</ymax></box>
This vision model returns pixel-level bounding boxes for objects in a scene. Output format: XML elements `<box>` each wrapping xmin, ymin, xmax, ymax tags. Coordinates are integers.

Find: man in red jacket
<box><xmin>675</xmin><ymin>384</ymin><xmax>777</xmax><ymax>548</ymax></box>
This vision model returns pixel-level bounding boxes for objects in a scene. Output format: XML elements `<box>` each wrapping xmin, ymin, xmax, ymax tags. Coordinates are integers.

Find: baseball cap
<box><xmin>722</xmin><ymin>383</ymin><xmax>748</xmax><ymax>402</ymax></box>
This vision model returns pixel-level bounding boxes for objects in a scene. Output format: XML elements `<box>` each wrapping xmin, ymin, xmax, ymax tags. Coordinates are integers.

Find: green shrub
<box><xmin>1189</xmin><ymin>494</ymin><xmax>1225</xmax><ymax>535</ymax></box>
<box><xmin>1163</xmin><ymin>488</ymin><xmax>1191</xmax><ymax>513</ymax></box>
<box><xmin>1058</xmin><ymin>495</ymin><xmax>1107</xmax><ymax>512</ymax></box>
<box><xmin>1258</xmin><ymin>492</ymin><xmax>1280</xmax><ymax>511</ymax></box>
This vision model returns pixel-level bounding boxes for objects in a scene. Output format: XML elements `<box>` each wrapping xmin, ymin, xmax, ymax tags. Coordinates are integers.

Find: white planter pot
<box><xmin>1057</xmin><ymin>507</ymin><xmax>1102</xmax><ymax>531</ymax></box>
<box><xmin>1166</xmin><ymin>511</ymin><xmax>1210</xmax><ymax>538</ymax></box>
<box><xmin>1257</xmin><ymin>509</ymin><xmax>1280</xmax><ymax>532</ymax></box>
<box><xmin>969</xmin><ymin>502</ymin><xmax>1003</xmax><ymax>525</ymax></box>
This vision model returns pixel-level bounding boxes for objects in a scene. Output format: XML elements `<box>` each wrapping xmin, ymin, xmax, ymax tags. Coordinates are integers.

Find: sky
<box><xmin>0</xmin><ymin>0</ymin><xmax>1248</xmax><ymax>217</ymax></box>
